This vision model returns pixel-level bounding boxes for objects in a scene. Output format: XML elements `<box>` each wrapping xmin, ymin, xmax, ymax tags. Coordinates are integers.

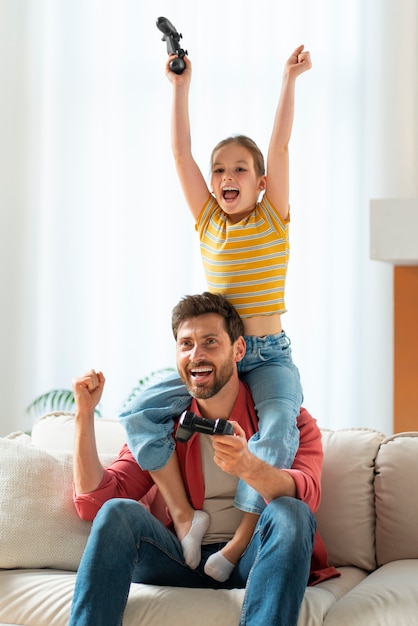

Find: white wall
<box><xmin>1</xmin><ymin>0</ymin><xmax>417</xmax><ymax>436</ymax></box>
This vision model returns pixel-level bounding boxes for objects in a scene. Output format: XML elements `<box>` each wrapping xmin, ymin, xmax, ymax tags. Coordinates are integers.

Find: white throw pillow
<box><xmin>0</xmin><ymin>438</ymin><xmax>114</xmax><ymax>571</ymax></box>
<box><xmin>316</xmin><ymin>427</ymin><xmax>385</xmax><ymax>571</ymax></box>
<box><xmin>31</xmin><ymin>411</ymin><xmax>126</xmax><ymax>454</ymax></box>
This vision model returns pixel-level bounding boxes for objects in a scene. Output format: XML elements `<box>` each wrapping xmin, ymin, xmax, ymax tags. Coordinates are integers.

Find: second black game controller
<box><xmin>156</xmin><ymin>16</ymin><xmax>187</xmax><ymax>75</ymax></box>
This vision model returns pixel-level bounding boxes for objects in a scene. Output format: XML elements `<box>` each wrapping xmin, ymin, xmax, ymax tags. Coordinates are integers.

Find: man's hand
<box><xmin>72</xmin><ymin>369</ymin><xmax>105</xmax><ymax>418</ymax></box>
<box><xmin>212</xmin><ymin>421</ymin><xmax>297</xmax><ymax>503</ymax></box>
<box><xmin>212</xmin><ymin>421</ymin><xmax>251</xmax><ymax>476</ymax></box>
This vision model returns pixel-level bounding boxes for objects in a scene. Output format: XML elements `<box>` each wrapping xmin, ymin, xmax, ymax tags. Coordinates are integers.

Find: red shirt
<box><xmin>74</xmin><ymin>382</ymin><xmax>339</xmax><ymax>585</ymax></box>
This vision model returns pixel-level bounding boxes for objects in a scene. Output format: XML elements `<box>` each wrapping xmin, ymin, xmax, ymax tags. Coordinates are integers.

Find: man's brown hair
<box><xmin>172</xmin><ymin>292</ymin><xmax>244</xmax><ymax>343</ymax></box>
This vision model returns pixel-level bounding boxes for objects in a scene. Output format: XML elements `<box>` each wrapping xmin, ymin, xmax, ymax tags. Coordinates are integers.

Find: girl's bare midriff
<box><xmin>242</xmin><ymin>313</ymin><xmax>283</xmax><ymax>338</ymax></box>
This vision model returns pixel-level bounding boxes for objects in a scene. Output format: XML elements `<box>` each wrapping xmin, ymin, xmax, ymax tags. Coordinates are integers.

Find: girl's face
<box><xmin>210</xmin><ymin>143</ymin><xmax>266</xmax><ymax>223</ymax></box>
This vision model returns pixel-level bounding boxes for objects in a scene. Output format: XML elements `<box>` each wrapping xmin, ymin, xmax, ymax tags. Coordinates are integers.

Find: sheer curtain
<box><xmin>1</xmin><ymin>0</ymin><xmax>417</xmax><ymax>436</ymax></box>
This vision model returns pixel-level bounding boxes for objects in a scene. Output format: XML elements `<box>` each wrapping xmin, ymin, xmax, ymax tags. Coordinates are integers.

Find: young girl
<box><xmin>120</xmin><ymin>45</ymin><xmax>312</xmax><ymax>582</ymax></box>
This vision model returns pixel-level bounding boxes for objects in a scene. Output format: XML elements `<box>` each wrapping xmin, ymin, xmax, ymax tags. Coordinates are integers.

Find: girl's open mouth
<box><xmin>222</xmin><ymin>187</ymin><xmax>239</xmax><ymax>201</ymax></box>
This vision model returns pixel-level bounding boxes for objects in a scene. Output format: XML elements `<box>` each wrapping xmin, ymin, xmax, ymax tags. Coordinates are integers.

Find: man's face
<box><xmin>176</xmin><ymin>313</ymin><xmax>239</xmax><ymax>399</ymax></box>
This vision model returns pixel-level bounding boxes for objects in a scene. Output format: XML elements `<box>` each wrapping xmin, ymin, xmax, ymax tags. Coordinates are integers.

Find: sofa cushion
<box><xmin>0</xmin><ymin>565</ymin><xmax>371</xmax><ymax>626</ymax></box>
<box><xmin>298</xmin><ymin>566</ymin><xmax>367</xmax><ymax>625</ymax></box>
<box><xmin>316</xmin><ymin>428</ymin><xmax>385</xmax><ymax>572</ymax></box>
<box><xmin>375</xmin><ymin>432</ymin><xmax>418</xmax><ymax>566</ymax></box>
<box><xmin>0</xmin><ymin>437</ymin><xmax>114</xmax><ymax>570</ymax></box>
<box><xmin>0</xmin><ymin>566</ymin><xmax>369</xmax><ymax>626</ymax></box>
<box><xmin>322</xmin><ymin>560</ymin><xmax>418</xmax><ymax>626</ymax></box>
<box><xmin>0</xmin><ymin>569</ymin><xmax>245</xmax><ymax>626</ymax></box>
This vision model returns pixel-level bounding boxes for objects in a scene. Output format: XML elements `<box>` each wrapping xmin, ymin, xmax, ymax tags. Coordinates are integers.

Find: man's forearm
<box><xmin>239</xmin><ymin>453</ymin><xmax>297</xmax><ymax>503</ymax></box>
<box><xmin>73</xmin><ymin>410</ymin><xmax>104</xmax><ymax>495</ymax></box>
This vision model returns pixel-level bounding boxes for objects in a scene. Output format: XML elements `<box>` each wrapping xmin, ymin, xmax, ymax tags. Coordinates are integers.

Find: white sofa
<box><xmin>1</xmin><ymin>412</ymin><xmax>418</xmax><ymax>626</ymax></box>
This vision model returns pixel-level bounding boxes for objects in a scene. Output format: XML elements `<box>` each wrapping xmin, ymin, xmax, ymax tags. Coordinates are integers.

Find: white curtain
<box><xmin>1</xmin><ymin>0</ymin><xmax>417</xmax><ymax>436</ymax></box>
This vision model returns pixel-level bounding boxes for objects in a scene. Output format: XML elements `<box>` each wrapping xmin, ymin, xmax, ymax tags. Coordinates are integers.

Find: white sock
<box><xmin>181</xmin><ymin>510</ymin><xmax>210</xmax><ymax>570</ymax></box>
<box><xmin>204</xmin><ymin>550</ymin><xmax>235</xmax><ymax>582</ymax></box>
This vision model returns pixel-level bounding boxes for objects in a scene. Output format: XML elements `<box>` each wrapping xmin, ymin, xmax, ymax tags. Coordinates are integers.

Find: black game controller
<box><xmin>156</xmin><ymin>16</ymin><xmax>187</xmax><ymax>75</ymax></box>
<box><xmin>175</xmin><ymin>410</ymin><xmax>234</xmax><ymax>443</ymax></box>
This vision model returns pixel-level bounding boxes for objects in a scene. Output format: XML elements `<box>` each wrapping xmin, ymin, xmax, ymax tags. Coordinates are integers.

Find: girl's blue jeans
<box><xmin>120</xmin><ymin>331</ymin><xmax>302</xmax><ymax>514</ymax></box>
<box><xmin>68</xmin><ymin>496</ymin><xmax>315</xmax><ymax>626</ymax></box>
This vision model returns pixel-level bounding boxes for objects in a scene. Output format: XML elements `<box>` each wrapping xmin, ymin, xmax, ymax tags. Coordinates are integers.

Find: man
<box><xmin>69</xmin><ymin>292</ymin><xmax>337</xmax><ymax>626</ymax></box>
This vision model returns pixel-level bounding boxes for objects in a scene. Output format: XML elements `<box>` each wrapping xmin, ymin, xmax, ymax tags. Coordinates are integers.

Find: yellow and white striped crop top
<box><xmin>196</xmin><ymin>194</ymin><xmax>290</xmax><ymax>318</ymax></box>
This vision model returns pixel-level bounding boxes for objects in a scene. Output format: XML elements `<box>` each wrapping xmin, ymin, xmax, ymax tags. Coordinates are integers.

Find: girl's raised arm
<box><xmin>167</xmin><ymin>56</ymin><xmax>211</xmax><ymax>221</ymax></box>
<box><xmin>266</xmin><ymin>46</ymin><xmax>312</xmax><ymax>221</ymax></box>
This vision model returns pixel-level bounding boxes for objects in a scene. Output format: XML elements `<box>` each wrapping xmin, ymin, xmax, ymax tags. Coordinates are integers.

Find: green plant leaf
<box><xmin>122</xmin><ymin>367</ymin><xmax>176</xmax><ymax>408</ymax></box>
<box><xmin>25</xmin><ymin>389</ymin><xmax>102</xmax><ymax>420</ymax></box>
<box><xmin>25</xmin><ymin>367</ymin><xmax>175</xmax><ymax>423</ymax></box>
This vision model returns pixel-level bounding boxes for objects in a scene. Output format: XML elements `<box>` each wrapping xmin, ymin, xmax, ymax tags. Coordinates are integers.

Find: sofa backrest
<box><xmin>9</xmin><ymin>413</ymin><xmax>418</xmax><ymax>574</ymax></box>
<box><xmin>30</xmin><ymin>414</ymin><xmax>388</xmax><ymax>572</ymax></box>
<box><xmin>374</xmin><ymin>432</ymin><xmax>418</xmax><ymax>566</ymax></box>
<box><xmin>316</xmin><ymin>428</ymin><xmax>385</xmax><ymax>572</ymax></box>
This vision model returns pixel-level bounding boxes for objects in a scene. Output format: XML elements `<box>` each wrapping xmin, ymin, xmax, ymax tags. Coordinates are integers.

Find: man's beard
<box><xmin>181</xmin><ymin>355</ymin><xmax>235</xmax><ymax>400</ymax></box>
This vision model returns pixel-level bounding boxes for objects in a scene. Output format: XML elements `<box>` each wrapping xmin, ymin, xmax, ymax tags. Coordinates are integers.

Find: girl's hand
<box><xmin>285</xmin><ymin>45</ymin><xmax>312</xmax><ymax>79</ymax></box>
<box><xmin>165</xmin><ymin>54</ymin><xmax>192</xmax><ymax>85</ymax></box>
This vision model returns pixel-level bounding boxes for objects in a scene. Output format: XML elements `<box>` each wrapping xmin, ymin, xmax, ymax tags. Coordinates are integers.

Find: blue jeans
<box><xmin>236</xmin><ymin>332</ymin><xmax>302</xmax><ymax>512</ymax></box>
<box><xmin>68</xmin><ymin>496</ymin><xmax>315</xmax><ymax>626</ymax></box>
<box><xmin>119</xmin><ymin>332</ymin><xmax>302</xmax><ymax>514</ymax></box>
